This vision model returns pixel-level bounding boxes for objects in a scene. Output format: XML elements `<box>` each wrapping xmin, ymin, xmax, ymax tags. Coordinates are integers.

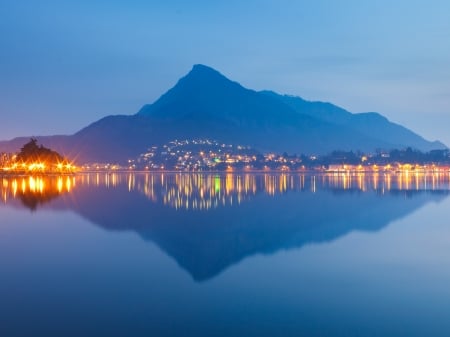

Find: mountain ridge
<box><xmin>262</xmin><ymin>90</ymin><xmax>445</xmax><ymax>151</ymax></box>
<box><xmin>0</xmin><ymin>64</ymin><xmax>446</xmax><ymax>163</ymax></box>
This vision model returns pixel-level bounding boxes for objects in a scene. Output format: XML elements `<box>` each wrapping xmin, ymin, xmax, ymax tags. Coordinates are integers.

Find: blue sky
<box><xmin>1</xmin><ymin>0</ymin><xmax>450</xmax><ymax>145</ymax></box>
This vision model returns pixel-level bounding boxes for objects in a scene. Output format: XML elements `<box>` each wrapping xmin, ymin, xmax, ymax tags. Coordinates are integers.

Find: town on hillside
<box><xmin>78</xmin><ymin>138</ymin><xmax>450</xmax><ymax>173</ymax></box>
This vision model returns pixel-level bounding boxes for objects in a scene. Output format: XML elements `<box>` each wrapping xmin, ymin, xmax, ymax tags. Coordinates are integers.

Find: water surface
<box><xmin>1</xmin><ymin>172</ymin><xmax>450</xmax><ymax>336</ymax></box>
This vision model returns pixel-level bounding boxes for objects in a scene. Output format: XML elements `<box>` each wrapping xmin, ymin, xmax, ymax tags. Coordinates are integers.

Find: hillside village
<box><xmin>79</xmin><ymin>139</ymin><xmax>450</xmax><ymax>172</ymax></box>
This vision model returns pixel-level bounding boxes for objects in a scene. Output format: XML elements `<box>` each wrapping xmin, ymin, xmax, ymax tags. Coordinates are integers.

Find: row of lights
<box><xmin>2</xmin><ymin>162</ymin><xmax>76</xmax><ymax>173</ymax></box>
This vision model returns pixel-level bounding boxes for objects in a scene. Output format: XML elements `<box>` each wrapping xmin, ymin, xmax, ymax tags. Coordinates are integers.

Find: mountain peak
<box><xmin>182</xmin><ymin>64</ymin><xmax>231</xmax><ymax>86</ymax></box>
<box><xmin>0</xmin><ymin>63</ymin><xmax>446</xmax><ymax>163</ymax></box>
<box><xmin>130</xmin><ymin>64</ymin><xmax>446</xmax><ymax>156</ymax></box>
<box><xmin>137</xmin><ymin>64</ymin><xmax>245</xmax><ymax>116</ymax></box>
<box><xmin>191</xmin><ymin>63</ymin><xmax>219</xmax><ymax>73</ymax></box>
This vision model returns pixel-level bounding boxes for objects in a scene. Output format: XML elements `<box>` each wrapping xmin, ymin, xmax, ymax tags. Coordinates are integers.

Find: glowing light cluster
<box><xmin>1</xmin><ymin>161</ymin><xmax>77</xmax><ymax>174</ymax></box>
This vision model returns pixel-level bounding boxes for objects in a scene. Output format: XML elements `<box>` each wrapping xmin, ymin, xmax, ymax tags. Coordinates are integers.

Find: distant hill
<box><xmin>262</xmin><ymin>91</ymin><xmax>445</xmax><ymax>152</ymax></box>
<box><xmin>0</xmin><ymin>64</ymin><xmax>446</xmax><ymax>163</ymax></box>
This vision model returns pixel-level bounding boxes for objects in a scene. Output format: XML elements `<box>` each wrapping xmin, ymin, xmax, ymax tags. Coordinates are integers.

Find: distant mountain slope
<box><xmin>0</xmin><ymin>64</ymin><xmax>446</xmax><ymax>163</ymax></box>
<box><xmin>136</xmin><ymin>64</ymin><xmax>391</xmax><ymax>155</ymax></box>
<box><xmin>264</xmin><ymin>91</ymin><xmax>445</xmax><ymax>151</ymax></box>
<box><xmin>0</xmin><ymin>135</ymin><xmax>71</xmax><ymax>158</ymax></box>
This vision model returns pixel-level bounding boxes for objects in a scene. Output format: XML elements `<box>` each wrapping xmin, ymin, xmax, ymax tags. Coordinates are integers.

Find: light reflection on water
<box><xmin>2</xmin><ymin>171</ymin><xmax>450</xmax><ymax>210</ymax></box>
<box><xmin>1</xmin><ymin>175</ymin><xmax>75</xmax><ymax>210</ymax></box>
<box><xmin>1</xmin><ymin>172</ymin><xmax>450</xmax><ymax>337</ymax></box>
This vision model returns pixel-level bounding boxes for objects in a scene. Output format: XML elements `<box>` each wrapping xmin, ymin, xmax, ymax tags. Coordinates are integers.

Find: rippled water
<box><xmin>1</xmin><ymin>172</ymin><xmax>450</xmax><ymax>336</ymax></box>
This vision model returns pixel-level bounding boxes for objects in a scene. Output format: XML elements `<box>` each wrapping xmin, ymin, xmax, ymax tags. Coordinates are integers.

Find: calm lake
<box><xmin>1</xmin><ymin>172</ymin><xmax>450</xmax><ymax>337</ymax></box>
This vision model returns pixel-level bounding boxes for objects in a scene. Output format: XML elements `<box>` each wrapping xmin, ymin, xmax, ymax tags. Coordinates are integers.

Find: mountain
<box><xmin>262</xmin><ymin>91</ymin><xmax>445</xmax><ymax>151</ymax></box>
<box><xmin>0</xmin><ymin>64</ymin><xmax>446</xmax><ymax>163</ymax></box>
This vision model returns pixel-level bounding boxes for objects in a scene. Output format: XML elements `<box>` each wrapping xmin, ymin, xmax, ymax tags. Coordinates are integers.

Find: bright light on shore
<box><xmin>1</xmin><ymin>161</ymin><xmax>77</xmax><ymax>174</ymax></box>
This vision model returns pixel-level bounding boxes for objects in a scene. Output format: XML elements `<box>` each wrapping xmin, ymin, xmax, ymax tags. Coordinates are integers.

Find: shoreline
<box><xmin>2</xmin><ymin>168</ymin><xmax>449</xmax><ymax>177</ymax></box>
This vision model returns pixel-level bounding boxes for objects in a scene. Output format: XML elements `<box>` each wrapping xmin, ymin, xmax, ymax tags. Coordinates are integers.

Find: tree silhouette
<box><xmin>16</xmin><ymin>138</ymin><xmax>65</xmax><ymax>164</ymax></box>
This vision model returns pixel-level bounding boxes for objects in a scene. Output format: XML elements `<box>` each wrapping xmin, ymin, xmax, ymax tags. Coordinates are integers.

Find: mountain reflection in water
<box><xmin>1</xmin><ymin>172</ymin><xmax>449</xmax><ymax>281</ymax></box>
<box><xmin>2</xmin><ymin>172</ymin><xmax>450</xmax><ymax>210</ymax></box>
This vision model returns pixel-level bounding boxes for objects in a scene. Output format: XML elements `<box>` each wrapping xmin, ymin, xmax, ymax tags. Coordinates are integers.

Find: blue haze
<box><xmin>1</xmin><ymin>1</ymin><xmax>450</xmax><ymax>144</ymax></box>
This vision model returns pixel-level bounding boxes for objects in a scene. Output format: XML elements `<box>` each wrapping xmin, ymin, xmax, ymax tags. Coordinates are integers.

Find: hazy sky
<box><xmin>1</xmin><ymin>0</ymin><xmax>450</xmax><ymax>145</ymax></box>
